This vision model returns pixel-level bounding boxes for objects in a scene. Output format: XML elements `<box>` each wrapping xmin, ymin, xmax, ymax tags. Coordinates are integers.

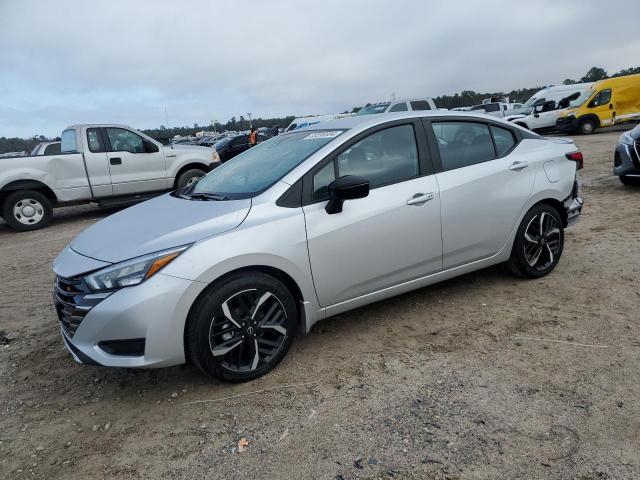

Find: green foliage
<box><xmin>562</xmin><ymin>78</ymin><xmax>578</xmax><ymax>85</ymax></box>
<box><xmin>581</xmin><ymin>66</ymin><xmax>608</xmax><ymax>82</ymax></box>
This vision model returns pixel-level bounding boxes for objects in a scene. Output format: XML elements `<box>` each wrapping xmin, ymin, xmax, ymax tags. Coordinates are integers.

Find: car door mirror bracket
<box><xmin>325</xmin><ymin>175</ymin><xmax>370</xmax><ymax>214</ymax></box>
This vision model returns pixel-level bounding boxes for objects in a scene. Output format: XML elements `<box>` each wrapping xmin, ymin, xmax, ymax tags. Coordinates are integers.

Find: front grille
<box><xmin>53</xmin><ymin>276</ymin><xmax>108</xmax><ymax>338</ymax></box>
<box><xmin>634</xmin><ymin>139</ymin><xmax>640</xmax><ymax>169</ymax></box>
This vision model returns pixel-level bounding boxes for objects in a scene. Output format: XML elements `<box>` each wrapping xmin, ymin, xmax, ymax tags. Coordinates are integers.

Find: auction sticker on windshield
<box><xmin>304</xmin><ymin>131</ymin><xmax>343</xmax><ymax>140</ymax></box>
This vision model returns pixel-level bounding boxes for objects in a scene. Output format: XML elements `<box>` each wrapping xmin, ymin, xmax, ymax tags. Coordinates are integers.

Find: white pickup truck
<box><xmin>0</xmin><ymin>124</ymin><xmax>218</xmax><ymax>231</ymax></box>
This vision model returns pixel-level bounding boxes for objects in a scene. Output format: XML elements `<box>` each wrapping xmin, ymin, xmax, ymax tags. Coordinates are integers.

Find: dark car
<box><xmin>614</xmin><ymin>124</ymin><xmax>640</xmax><ymax>185</ymax></box>
<box><xmin>213</xmin><ymin>134</ymin><xmax>268</xmax><ymax>162</ymax></box>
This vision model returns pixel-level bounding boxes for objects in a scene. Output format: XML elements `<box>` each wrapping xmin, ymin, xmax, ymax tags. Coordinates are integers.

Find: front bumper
<box><xmin>555</xmin><ymin>117</ymin><xmax>579</xmax><ymax>133</ymax></box>
<box><xmin>613</xmin><ymin>141</ymin><xmax>640</xmax><ymax>177</ymax></box>
<box><xmin>54</xmin><ymin>262</ymin><xmax>206</xmax><ymax>368</ymax></box>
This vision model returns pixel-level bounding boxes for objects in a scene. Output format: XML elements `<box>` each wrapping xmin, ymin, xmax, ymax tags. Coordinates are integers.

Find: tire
<box><xmin>2</xmin><ymin>190</ymin><xmax>53</xmax><ymax>231</ymax></box>
<box><xmin>620</xmin><ymin>175</ymin><xmax>640</xmax><ymax>186</ymax></box>
<box><xmin>507</xmin><ymin>204</ymin><xmax>564</xmax><ymax>279</ymax></box>
<box><xmin>176</xmin><ymin>168</ymin><xmax>206</xmax><ymax>189</ymax></box>
<box><xmin>185</xmin><ymin>271</ymin><xmax>297</xmax><ymax>382</ymax></box>
<box><xmin>578</xmin><ymin>118</ymin><xmax>596</xmax><ymax>135</ymax></box>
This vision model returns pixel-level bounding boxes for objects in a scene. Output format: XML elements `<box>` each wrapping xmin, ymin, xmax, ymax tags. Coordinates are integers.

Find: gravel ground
<box><xmin>1</xmin><ymin>129</ymin><xmax>639</xmax><ymax>480</ymax></box>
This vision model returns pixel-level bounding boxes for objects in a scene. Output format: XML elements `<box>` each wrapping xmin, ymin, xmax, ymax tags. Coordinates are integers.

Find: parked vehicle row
<box><xmin>53</xmin><ymin>111</ymin><xmax>583</xmax><ymax>382</ymax></box>
<box><xmin>0</xmin><ymin>124</ymin><xmax>217</xmax><ymax>231</ymax></box>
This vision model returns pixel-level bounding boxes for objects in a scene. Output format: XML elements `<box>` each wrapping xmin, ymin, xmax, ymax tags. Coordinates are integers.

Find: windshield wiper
<box><xmin>184</xmin><ymin>192</ymin><xmax>228</xmax><ymax>201</ymax></box>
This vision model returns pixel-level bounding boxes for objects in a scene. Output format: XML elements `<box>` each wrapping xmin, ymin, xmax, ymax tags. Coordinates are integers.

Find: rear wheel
<box><xmin>2</xmin><ymin>190</ymin><xmax>53</xmax><ymax>231</ymax></box>
<box><xmin>176</xmin><ymin>168</ymin><xmax>206</xmax><ymax>189</ymax></box>
<box><xmin>186</xmin><ymin>272</ymin><xmax>297</xmax><ymax>382</ymax></box>
<box><xmin>507</xmin><ymin>204</ymin><xmax>564</xmax><ymax>278</ymax></box>
<box><xmin>578</xmin><ymin>118</ymin><xmax>596</xmax><ymax>135</ymax></box>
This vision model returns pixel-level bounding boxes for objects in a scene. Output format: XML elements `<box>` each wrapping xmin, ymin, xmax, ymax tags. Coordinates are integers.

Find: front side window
<box><xmin>106</xmin><ymin>128</ymin><xmax>144</xmax><ymax>153</ymax></box>
<box><xmin>482</xmin><ymin>103</ymin><xmax>500</xmax><ymax>112</ymax></box>
<box><xmin>61</xmin><ymin>129</ymin><xmax>77</xmax><ymax>153</ymax></box>
<box><xmin>312</xmin><ymin>161</ymin><xmax>336</xmax><ymax>200</ymax></box>
<box><xmin>432</xmin><ymin>122</ymin><xmax>495</xmax><ymax>171</ymax></box>
<box><xmin>589</xmin><ymin>89</ymin><xmax>611</xmax><ymax>107</ymax></box>
<box><xmin>192</xmin><ymin>130</ymin><xmax>344</xmax><ymax>199</ymax></box>
<box><xmin>389</xmin><ymin>102</ymin><xmax>408</xmax><ymax>112</ymax></box>
<box><xmin>336</xmin><ymin>124</ymin><xmax>419</xmax><ymax>188</ymax></box>
<box><xmin>410</xmin><ymin>100</ymin><xmax>431</xmax><ymax>111</ymax></box>
<box><xmin>87</xmin><ymin>129</ymin><xmax>105</xmax><ymax>152</ymax></box>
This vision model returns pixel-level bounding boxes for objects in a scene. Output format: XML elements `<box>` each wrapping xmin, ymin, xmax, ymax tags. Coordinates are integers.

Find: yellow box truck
<box><xmin>556</xmin><ymin>74</ymin><xmax>640</xmax><ymax>134</ymax></box>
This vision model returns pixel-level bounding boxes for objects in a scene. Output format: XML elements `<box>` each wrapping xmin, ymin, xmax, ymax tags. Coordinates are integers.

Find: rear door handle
<box><xmin>406</xmin><ymin>192</ymin><xmax>434</xmax><ymax>206</ymax></box>
<box><xmin>509</xmin><ymin>160</ymin><xmax>528</xmax><ymax>171</ymax></box>
<box><xmin>110</xmin><ymin>157</ymin><xmax>122</xmax><ymax>165</ymax></box>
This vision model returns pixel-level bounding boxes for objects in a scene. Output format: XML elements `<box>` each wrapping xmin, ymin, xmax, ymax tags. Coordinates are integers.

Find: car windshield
<box><xmin>355</xmin><ymin>104</ymin><xmax>390</xmax><ymax>115</ymax></box>
<box><xmin>569</xmin><ymin>89</ymin><xmax>595</xmax><ymax>108</ymax></box>
<box><xmin>190</xmin><ymin>130</ymin><xmax>344</xmax><ymax>199</ymax></box>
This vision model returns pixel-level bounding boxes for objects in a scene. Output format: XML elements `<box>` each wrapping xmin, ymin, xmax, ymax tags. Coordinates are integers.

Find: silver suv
<box><xmin>53</xmin><ymin>111</ymin><xmax>583</xmax><ymax>382</ymax></box>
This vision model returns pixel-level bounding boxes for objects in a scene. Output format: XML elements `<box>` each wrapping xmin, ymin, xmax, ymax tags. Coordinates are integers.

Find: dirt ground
<box><xmin>1</xmin><ymin>129</ymin><xmax>639</xmax><ymax>480</ymax></box>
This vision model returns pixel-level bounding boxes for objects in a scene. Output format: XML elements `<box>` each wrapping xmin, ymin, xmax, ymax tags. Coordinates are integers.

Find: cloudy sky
<box><xmin>1</xmin><ymin>0</ymin><xmax>639</xmax><ymax>138</ymax></box>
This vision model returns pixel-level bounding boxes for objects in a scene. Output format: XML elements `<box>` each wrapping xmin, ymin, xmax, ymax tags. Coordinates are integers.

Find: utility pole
<box><xmin>247</xmin><ymin>113</ymin><xmax>252</xmax><ymax>127</ymax></box>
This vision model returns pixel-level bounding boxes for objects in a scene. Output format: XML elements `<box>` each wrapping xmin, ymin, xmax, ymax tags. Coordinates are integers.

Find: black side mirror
<box><xmin>143</xmin><ymin>139</ymin><xmax>159</xmax><ymax>153</ymax></box>
<box><xmin>325</xmin><ymin>175</ymin><xmax>370</xmax><ymax>214</ymax></box>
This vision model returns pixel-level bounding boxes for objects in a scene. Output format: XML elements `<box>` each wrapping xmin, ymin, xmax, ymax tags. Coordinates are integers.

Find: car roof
<box><xmin>298</xmin><ymin>110</ymin><xmax>507</xmax><ymax>132</ymax></box>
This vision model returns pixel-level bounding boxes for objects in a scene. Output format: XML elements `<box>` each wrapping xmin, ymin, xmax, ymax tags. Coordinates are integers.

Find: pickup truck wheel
<box><xmin>2</xmin><ymin>190</ymin><xmax>53</xmax><ymax>231</ymax></box>
<box><xmin>176</xmin><ymin>169</ymin><xmax>206</xmax><ymax>189</ymax></box>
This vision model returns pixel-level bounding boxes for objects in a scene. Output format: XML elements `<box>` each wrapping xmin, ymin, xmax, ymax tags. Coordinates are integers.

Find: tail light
<box><xmin>565</xmin><ymin>151</ymin><xmax>583</xmax><ymax>170</ymax></box>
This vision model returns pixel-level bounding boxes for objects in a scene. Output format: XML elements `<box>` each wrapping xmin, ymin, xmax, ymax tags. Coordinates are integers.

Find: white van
<box><xmin>505</xmin><ymin>83</ymin><xmax>594</xmax><ymax>132</ymax></box>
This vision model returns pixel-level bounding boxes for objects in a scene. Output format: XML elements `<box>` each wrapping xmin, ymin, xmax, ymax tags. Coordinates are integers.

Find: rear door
<box><xmin>104</xmin><ymin>127</ymin><xmax>167</xmax><ymax>195</ymax></box>
<box><xmin>303</xmin><ymin>120</ymin><xmax>442</xmax><ymax>307</ymax></box>
<box><xmin>426</xmin><ymin>119</ymin><xmax>535</xmax><ymax>269</ymax></box>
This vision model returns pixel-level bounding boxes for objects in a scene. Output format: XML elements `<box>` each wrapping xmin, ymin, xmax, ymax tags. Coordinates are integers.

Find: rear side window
<box><xmin>482</xmin><ymin>103</ymin><xmax>500</xmax><ymax>112</ymax></box>
<box><xmin>61</xmin><ymin>129</ymin><xmax>77</xmax><ymax>153</ymax></box>
<box><xmin>44</xmin><ymin>143</ymin><xmax>61</xmax><ymax>155</ymax></box>
<box><xmin>410</xmin><ymin>100</ymin><xmax>431</xmax><ymax>111</ymax></box>
<box><xmin>490</xmin><ymin>126</ymin><xmax>516</xmax><ymax>156</ymax></box>
<box><xmin>231</xmin><ymin>136</ymin><xmax>248</xmax><ymax>147</ymax></box>
<box><xmin>431</xmin><ymin>122</ymin><xmax>495</xmax><ymax>171</ymax></box>
<box><xmin>389</xmin><ymin>102</ymin><xmax>408</xmax><ymax>112</ymax></box>
<box><xmin>86</xmin><ymin>129</ymin><xmax>105</xmax><ymax>152</ymax></box>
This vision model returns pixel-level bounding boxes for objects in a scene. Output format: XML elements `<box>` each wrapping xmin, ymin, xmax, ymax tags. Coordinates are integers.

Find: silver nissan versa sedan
<box><xmin>53</xmin><ymin>111</ymin><xmax>583</xmax><ymax>382</ymax></box>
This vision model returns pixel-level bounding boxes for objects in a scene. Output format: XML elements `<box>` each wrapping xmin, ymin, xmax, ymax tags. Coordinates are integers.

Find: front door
<box><xmin>428</xmin><ymin>120</ymin><xmax>536</xmax><ymax>269</ymax></box>
<box><xmin>104</xmin><ymin>127</ymin><xmax>167</xmax><ymax>195</ymax></box>
<box><xmin>303</xmin><ymin>122</ymin><xmax>443</xmax><ymax>307</ymax></box>
<box><xmin>586</xmin><ymin>88</ymin><xmax>614</xmax><ymax>127</ymax></box>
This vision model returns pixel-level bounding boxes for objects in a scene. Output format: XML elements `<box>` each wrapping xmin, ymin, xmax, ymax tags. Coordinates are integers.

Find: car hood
<box><xmin>166</xmin><ymin>143</ymin><xmax>212</xmax><ymax>152</ymax></box>
<box><xmin>70</xmin><ymin>193</ymin><xmax>251</xmax><ymax>263</ymax></box>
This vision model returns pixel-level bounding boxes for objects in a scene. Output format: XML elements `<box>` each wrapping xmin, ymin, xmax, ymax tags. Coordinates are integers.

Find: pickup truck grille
<box><xmin>53</xmin><ymin>276</ymin><xmax>109</xmax><ymax>338</ymax></box>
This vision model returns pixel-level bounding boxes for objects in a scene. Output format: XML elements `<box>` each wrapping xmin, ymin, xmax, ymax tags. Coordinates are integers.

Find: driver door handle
<box><xmin>509</xmin><ymin>160</ymin><xmax>528</xmax><ymax>171</ymax></box>
<box><xmin>406</xmin><ymin>192</ymin><xmax>434</xmax><ymax>206</ymax></box>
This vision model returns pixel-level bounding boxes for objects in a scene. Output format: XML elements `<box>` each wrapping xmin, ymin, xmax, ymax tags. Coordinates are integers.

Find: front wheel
<box><xmin>2</xmin><ymin>190</ymin><xmax>53</xmax><ymax>231</ymax></box>
<box><xmin>185</xmin><ymin>272</ymin><xmax>297</xmax><ymax>382</ymax></box>
<box><xmin>507</xmin><ymin>204</ymin><xmax>564</xmax><ymax>278</ymax></box>
<box><xmin>176</xmin><ymin>168</ymin><xmax>206</xmax><ymax>189</ymax></box>
<box><xmin>578</xmin><ymin>118</ymin><xmax>596</xmax><ymax>135</ymax></box>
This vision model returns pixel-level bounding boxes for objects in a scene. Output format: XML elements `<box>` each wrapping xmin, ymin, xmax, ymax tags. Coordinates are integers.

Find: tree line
<box><xmin>2</xmin><ymin>65</ymin><xmax>638</xmax><ymax>154</ymax></box>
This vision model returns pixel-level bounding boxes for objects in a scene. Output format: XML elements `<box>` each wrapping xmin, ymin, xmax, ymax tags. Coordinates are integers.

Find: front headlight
<box><xmin>619</xmin><ymin>131</ymin><xmax>635</xmax><ymax>146</ymax></box>
<box><xmin>212</xmin><ymin>150</ymin><xmax>220</xmax><ymax>163</ymax></box>
<box><xmin>84</xmin><ymin>245</ymin><xmax>191</xmax><ymax>291</ymax></box>
<box><xmin>566</xmin><ymin>113</ymin><xmax>576</xmax><ymax>119</ymax></box>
